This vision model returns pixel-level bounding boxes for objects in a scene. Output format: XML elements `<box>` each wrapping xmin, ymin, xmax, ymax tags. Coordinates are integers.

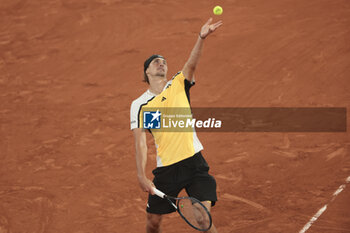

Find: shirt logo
<box><xmin>143</xmin><ymin>110</ymin><xmax>161</xmax><ymax>129</ymax></box>
<box><xmin>161</xmin><ymin>96</ymin><xmax>167</xmax><ymax>102</ymax></box>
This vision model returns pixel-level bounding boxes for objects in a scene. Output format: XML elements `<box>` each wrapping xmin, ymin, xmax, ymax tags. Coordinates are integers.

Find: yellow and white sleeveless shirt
<box><xmin>130</xmin><ymin>72</ymin><xmax>203</xmax><ymax>167</ymax></box>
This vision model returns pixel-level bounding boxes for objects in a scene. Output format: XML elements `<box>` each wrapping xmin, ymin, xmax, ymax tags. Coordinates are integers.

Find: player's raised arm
<box><xmin>182</xmin><ymin>18</ymin><xmax>223</xmax><ymax>82</ymax></box>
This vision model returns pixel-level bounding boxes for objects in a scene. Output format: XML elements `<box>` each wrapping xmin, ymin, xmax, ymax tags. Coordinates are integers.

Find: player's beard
<box><xmin>155</xmin><ymin>72</ymin><xmax>166</xmax><ymax>77</ymax></box>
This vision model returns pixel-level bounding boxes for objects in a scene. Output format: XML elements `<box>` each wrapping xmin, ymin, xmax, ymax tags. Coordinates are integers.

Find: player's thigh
<box><xmin>202</xmin><ymin>201</ymin><xmax>212</xmax><ymax>212</ymax></box>
<box><xmin>186</xmin><ymin>173</ymin><xmax>217</xmax><ymax>204</ymax></box>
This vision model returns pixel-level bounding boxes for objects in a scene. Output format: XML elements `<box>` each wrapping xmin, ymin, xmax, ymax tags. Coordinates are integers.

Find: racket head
<box><xmin>176</xmin><ymin>197</ymin><xmax>212</xmax><ymax>231</ymax></box>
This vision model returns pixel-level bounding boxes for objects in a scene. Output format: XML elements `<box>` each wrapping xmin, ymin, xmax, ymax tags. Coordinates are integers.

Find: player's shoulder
<box><xmin>171</xmin><ymin>71</ymin><xmax>183</xmax><ymax>81</ymax></box>
<box><xmin>131</xmin><ymin>90</ymin><xmax>154</xmax><ymax>110</ymax></box>
<box><xmin>162</xmin><ymin>71</ymin><xmax>184</xmax><ymax>90</ymax></box>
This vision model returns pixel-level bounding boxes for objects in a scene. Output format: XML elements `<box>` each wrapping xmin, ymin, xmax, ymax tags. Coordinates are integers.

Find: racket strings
<box><xmin>177</xmin><ymin>198</ymin><xmax>211</xmax><ymax>230</ymax></box>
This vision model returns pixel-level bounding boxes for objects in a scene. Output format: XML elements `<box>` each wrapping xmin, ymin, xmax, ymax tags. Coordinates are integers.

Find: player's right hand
<box><xmin>138</xmin><ymin>176</ymin><xmax>155</xmax><ymax>195</ymax></box>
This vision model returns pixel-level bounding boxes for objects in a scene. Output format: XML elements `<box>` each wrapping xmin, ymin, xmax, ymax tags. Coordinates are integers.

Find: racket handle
<box><xmin>152</xmin><ymin>188</ymin><xmax>166</xmax><ymax>198</ymax></box>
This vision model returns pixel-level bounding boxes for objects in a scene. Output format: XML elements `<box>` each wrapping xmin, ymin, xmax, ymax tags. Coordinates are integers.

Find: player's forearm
<box><xmin>135</xmin><ymin>143</ymin><xmax>148</xmax><ymax>179</ymax></box>
<box><xmin>186</xmin><ymin>35</ymin><xmax>205</xmax><ymax>70</ymax></box>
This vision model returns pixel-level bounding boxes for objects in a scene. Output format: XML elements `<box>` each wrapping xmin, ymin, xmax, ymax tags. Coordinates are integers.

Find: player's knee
<box><xmin>147</xmin><ymin>213</ymin><xmax>162</xmax><ymax>230</ymax></box>
<box><xmin>196</xmin><ymin>216</ymin><xmax>210</xmax><ymax>228</ymax></box>
<box><xmin>196</xmin><ymin>201</ymin><xmax>212</xmax><ymax>228</ymax></box>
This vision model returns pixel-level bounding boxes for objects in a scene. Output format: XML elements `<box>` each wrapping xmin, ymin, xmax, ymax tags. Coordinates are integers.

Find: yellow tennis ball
<box><xmin>213</xmin><ymin>6</ymin><xmax>223</xmax><ymax>15</ymax></box>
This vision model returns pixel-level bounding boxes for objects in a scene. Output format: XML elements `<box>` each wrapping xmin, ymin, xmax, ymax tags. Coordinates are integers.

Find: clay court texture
<box><xmin>1</xmin><ymin>0</ymin><xmax>349</xmax><ymax>232</ymax></box>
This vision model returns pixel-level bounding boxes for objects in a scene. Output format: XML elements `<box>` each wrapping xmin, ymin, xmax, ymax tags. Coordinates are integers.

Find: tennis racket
<box><xmin>152</xmin><ymin>187</ymin><xmax>212</xmax><ymax>231</ymax></box>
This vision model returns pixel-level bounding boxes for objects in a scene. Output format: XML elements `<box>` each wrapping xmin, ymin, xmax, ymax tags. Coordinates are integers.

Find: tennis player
<box><xmin>130</xmin><ymin>18</ymin><xmax>222</xmax><ymax>233</ymax></box>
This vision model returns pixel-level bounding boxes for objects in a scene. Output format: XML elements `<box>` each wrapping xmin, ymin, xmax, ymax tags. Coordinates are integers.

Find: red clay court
<box><xmin>0</xmin><ymin>0</ymin><xmax>349</xmax><ymax>232</ymax></box>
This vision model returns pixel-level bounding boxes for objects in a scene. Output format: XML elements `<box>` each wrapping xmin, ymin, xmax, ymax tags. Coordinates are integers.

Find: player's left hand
<box><xmin>199</xmin><ymin>18</ymin><xmax>223</xmax><ymax>39</ymax></box>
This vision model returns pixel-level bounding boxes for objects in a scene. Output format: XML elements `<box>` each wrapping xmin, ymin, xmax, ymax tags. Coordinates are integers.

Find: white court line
<box><xmin>299</xmin><ymin>176</ymin><xmax>350</xmax><ymax>233</ymax></box>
